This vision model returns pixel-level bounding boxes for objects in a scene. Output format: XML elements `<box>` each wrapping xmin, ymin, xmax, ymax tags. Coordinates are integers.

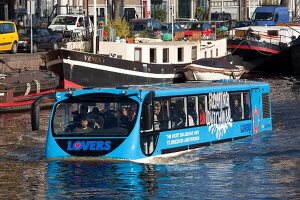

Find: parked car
<box><xmin>18</xmin><ymin>27</ymin><xmax>63</xmax><ymax>53</ymax></box>
<box><xmin>48</xmin><ymin>14</ymin><xmax>93</xmax><ymax>37</ymax></box>
<box><xmin>233</xmin><ymin>20</ymin><xmax>258</xmax><ymax>28</ymax></box>
<box><xmin>174</xmin><ymin>18</ymin><xmax>198</xmax><ymax>29</ymax></box>
<box><xmin>129</xmin><ymin>18</ymin><xmax>161</xmax><ymax>38</ymax></box>
<box><xmin>211</xmin><ymin>12</ymin><xmax>233</xmax><ymax>29</ymax></box>
<box><xmin>0</xmin><ymin>21</ymin><xmax>19</xmax><ymax>54</ymax></box>
<box><xmin>183</xmin><ymin>22</ymin><xmax>213</xmax><ymax>38</ymax></box>
<box><xmin>161</xmin><ymin>22</ymin><xmax>184</xmax><ymax>35</ymax></box>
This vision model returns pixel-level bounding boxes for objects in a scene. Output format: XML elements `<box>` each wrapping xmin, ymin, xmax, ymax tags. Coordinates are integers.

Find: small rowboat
<box><xmin>183</xmin><ymin>56</ymin><xmax>245</xmax><ymax>81</ymax></box>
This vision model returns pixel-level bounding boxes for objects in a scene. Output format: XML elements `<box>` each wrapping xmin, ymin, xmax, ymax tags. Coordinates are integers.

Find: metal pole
<box><xmin>105</xmin><ymin>0</ymin><xmax>108</xmax><ymax>24</ymax></box>
<box><xmin>93</xmin><ymin>0</ymin><xmax>97</xmax><ymax>54</ymax></box>
<box><xmin>171</xmin><ymin>4</ymin><xmax>174</xmax><ymax>41</ymax></box>
<box><xmin>31</xmin><ymin>13</ymin><xmax>33</xmax><ymax>54</ymax></box>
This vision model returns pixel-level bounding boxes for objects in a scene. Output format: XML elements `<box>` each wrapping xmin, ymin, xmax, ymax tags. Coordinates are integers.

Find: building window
<box><xmin>134</xmin><ymin>48</ymin><xmax>142</xmax><ymax>62</ymax></box>
<box><xmin>163</xmin><ymin>48</ymin><xmax>169</xmax><ymax>63</ymax></box>
<box><xmin>150</xmin><ymin>48</ymin><xmax>156</xmax><ymax>63</ymax></box>
<box><xmin>178</xmin><ymin>47</ymin><xmax>183</xmax><ymax>62</ymax></box>
<box><xmin>212</xmin><ymin>1</ymin><xmax>222</xmax><ymax>7</ymax></box>
<box><xmin>192</xmin><ymin>46</ymin><xmax>197</xmax><ymax>60</ymax></box>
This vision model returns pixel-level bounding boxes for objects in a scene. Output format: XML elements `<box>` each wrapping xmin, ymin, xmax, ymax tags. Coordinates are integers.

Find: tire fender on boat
<box><xmin>34</xmin><ymin>79</ymin><xmax>41</xmax><ymax>93</ymax></box>
<box><xmin>25</xmin><ymin>83</ymin><xmax>31</xmax><ymax>96</ymax></box>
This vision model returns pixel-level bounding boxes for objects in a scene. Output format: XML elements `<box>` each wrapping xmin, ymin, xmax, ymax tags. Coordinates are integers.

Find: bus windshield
<box><xmin>52</xmin><ymin>96</ymin><xmax>138</xmax><ymax>136</ymax></box>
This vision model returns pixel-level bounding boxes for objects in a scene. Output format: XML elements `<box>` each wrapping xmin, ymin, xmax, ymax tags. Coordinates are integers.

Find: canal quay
<box><xmin>0</xmin><ymin>52</ymin><xmax>45</xmax><ymax>71</ymax></box>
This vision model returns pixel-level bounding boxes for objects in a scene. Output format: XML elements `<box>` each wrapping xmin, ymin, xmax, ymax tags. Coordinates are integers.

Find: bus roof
<box><xmin>57</xmin><ymin>80</ymin><xmax>270</xmax><ymax>100</ymax></box>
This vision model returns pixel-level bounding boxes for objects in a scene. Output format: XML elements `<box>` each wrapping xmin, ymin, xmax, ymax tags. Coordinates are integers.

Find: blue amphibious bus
<box><xmin>32</xmin><ymin>80</ymin><xmax>272</xmax><ymax>162</ymax></box>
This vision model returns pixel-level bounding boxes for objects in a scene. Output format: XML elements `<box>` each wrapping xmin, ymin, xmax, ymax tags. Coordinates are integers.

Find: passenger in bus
<box><xmin>155</xmin><ymin>102</ymin><xmax>169</xmax><ymax>129</ymax></box>
<box><xmin>199</xmin><ymin>103</ymin><xmax>206</xmax><ymax>125</ymax></box>
<box><xmin>87</xmin><ymin>107</ymin><xmax>104</xmax><ymax>129</ymax></box>
<box><xmin>69</xmin><ymin>105</ymin><xmax>89</xmax><ymax>130</ymax></box>
<box><xmin>127</xmin><ymin>105</ymin><xmax>137</xmax><ymax>127</ymax></box>
<box><xmin>187</xmin><ymin>103</ymin><xmax>197</xmax><ymax>126</ymax></box>
<box><xmin>73</xmin><ymin>105</ymin><xmax>88</xmax><ymax>121</ymax></box>
<box><xmin>103</xmin><ymin>109</ymin><xmax>118</xmax><ymax>129</ymax></box>
<box><xmin>73</xmin><ymin>117</ymin><xmax>93</xmax><ymax>133</ymax></box>
<box><xmin>119</xmin><ymin>107</ymin><xmax>130</xmax><ymax>128</ymax></box>
<box><xmin>172</xmin><ymin>103</ymin><xmax>186</xmax><ymax>128</ymax></box>
<box><xmin>154</xmin><ymin>104</ymin><xmax>160</xmax><ymax>130</ymax></box>
<box><xmin>231</xmin><ymin>98</ymin><xmax>242</xmax><ymax>121</ymax></box>
<box><xmin>243</xmin><ymin>94</ymin><xmax>250</xmax><ymax>119</ymax></box>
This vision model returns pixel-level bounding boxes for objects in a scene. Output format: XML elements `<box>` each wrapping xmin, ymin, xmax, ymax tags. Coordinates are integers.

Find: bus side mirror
<box><xmin>31</xmin><ymin>93</ymin><xmax>55</xmax><ymax>131</ymax></box>
<box><xmin>142</xmin><ymin>91</ymin><xmax>155</xmax><ymax>130</ymax></box>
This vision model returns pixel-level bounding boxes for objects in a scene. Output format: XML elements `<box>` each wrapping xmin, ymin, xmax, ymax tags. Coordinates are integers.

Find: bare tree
<box><xmin>241</xmin><ymin>0</ymin><xmax>247</xmax><ymax>20</ymax></box>
<box><xmin>112</xmin><ymin>0</ymin><xmax>124</xmax><ymax>19</ymax></box>
<box><xmin>208</xmin><ymin>0</ymin><xmax>211</xmax><ymax>21</ymax></box>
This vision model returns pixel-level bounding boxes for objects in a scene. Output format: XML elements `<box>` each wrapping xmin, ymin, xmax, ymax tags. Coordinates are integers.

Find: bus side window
<box><xmin>198</xmin><ymin>95</ymin><xmax>207</xmax><ymax>125</ymax></box>
<box><xmin>171</xmin><ymin>97</ymin><xmax>186</xmax><ymax>129</ymax></box>
<box><xmin>243</xmin><ymin>91</ymin><xmax>251</xmax><ymax>120</ymax></box>
<box><xmin>187</xmin><ymin>96</ymin><xmax>197</xmax><ymax>127</ymax></box>
<box><xmin>153</xmin><ymin>99</ymin><xmax>170</xmax><ymax>130</ymax></box>
<box><xmin>230</xmin><ymin>93</ymin><xmax>243</xmax><ymax>121</ymax></box>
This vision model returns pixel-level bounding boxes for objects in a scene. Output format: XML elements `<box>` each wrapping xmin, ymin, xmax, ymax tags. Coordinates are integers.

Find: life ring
<box><xmin>252</xmin><ymin>107</ymin><xmax>260</xmax><ymax>134</ymax></box>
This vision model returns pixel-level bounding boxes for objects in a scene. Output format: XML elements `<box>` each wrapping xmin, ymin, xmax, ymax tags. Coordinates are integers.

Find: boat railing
<box><xmin>228</xmin><ymin>28</ymin><xmax>295</xmax><ymax>45</ymax></box>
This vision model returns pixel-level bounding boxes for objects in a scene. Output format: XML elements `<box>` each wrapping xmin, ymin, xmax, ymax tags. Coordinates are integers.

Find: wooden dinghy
<box><xmin>183</xmin><ymin>56</ymin><xmax>245</xmax><ymax>81</ymax></box>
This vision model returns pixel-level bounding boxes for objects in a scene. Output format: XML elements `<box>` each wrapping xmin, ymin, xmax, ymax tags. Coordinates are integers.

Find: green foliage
<box><xmin>195</xmin><ymin>6</ymin><xmax>209</xmax><ymax>21</ymax></box>
<box><xmin>153</xmin><ymin>9</ymin><xmax>167</xmax><ymax>22</ymax></box>
<box><xmin>105</xmin><ymin>18</ymin><xmax>131</xmax><ymax>39</ymax></box>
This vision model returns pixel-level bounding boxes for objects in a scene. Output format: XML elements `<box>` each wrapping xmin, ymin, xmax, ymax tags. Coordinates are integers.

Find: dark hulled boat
<box><xmin>0</xmin><ymin>68</ymin><xmax>59</xmax><ymax>112</ymax></box>
<box><xmin>227</xmin><ymin>26</ymin><xmax>298</xmax><ymax>74</ymax></box>
<box><xmin>43</xmin><ymin>39</ymin><xmax>229</xmax><ymax>89</ymax></box>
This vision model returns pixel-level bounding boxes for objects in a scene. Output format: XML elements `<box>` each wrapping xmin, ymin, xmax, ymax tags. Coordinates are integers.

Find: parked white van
<box><xmin>48</xmin><ymin>15</ymin><xmax>93</xmax><ymax>36</ymax></box>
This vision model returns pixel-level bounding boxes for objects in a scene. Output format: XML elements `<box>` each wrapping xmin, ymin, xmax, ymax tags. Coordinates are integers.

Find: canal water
<box><xmin>0</xmin><ymin>77</ymin><xmax>299</xmax><ymax>199</ymax></box>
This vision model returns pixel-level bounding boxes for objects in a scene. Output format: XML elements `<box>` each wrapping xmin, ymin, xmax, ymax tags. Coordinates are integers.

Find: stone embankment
<box><xmin>0</xmin><ymin>52</ymin><xmax>46</xmax><ymax>72</ymax></box>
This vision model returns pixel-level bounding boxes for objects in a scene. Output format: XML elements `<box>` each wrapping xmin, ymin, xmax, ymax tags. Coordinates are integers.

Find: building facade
<box><xmin>0</xmin><ymin>0</ymin><xmax>298</xmax><ymax>25</ymax></box>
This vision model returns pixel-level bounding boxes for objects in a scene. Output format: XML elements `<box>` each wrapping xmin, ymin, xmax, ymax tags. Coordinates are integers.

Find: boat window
<box><xmin>204</xmin><ymin>51</ymin><xmax>207</xmax><ymax>58</ymax></box>
<box><xmin>178</xmin><ymin>47</ymin><xmax>184</xmax><ymax>62</ymax></box>
<box><xmin>192</xmin><ymin>46</ymin><xmax>197</xmax><ymax>60</ymax></box>
<box><xmin>171</xmin><ymin>97</ymin><xmax>187</xmax><ymax>129</ymax></box>
<box><xmin>163</xmin><ymin>48</ymin><xmax>169</xmax><ymax>63</ymax></box>
<box><xmin>134</xmin><ymin>48</ymin><xmax>142</xmax><ymax>62</ymax></box>
<box><xmin>52</xmin><ymin>97</ymin><xmax>138</xmax><ymax>136</ymax></box>
<box><xmin>150</xmin><ymin>48</ymin><xmax>156</xmax><ymax>63</ymax></box>
<box><xmin>216</xmin><ymin>48</ymin><xmax>218</xmax><ymax>57</ymax></box>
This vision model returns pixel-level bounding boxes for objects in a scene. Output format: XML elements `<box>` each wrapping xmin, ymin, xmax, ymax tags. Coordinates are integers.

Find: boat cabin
<box><xmin>97</xmin><ymin>39</ymin><xmax>227</xmax><ymax>65</ymax></box>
